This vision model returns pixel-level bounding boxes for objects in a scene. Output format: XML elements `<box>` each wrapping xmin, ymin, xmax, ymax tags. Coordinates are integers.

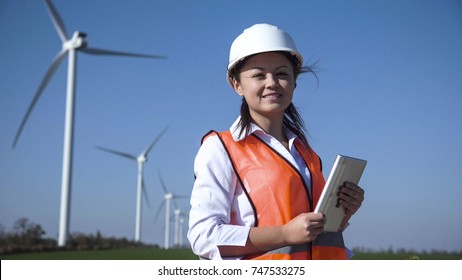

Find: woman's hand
<box><xmin>221</xmin><ymin>213</ymin><xmax>325</xmax><ymax>257</ymax></box>
<box><xmin>282</xmin><ymin>212</ymin><xmax>325</xmax><ymax>245</ymax></box>
<box><xmin>338</xmin><ymin>182</ymin><xmax>365</xmax><ymax>222</ymax></box>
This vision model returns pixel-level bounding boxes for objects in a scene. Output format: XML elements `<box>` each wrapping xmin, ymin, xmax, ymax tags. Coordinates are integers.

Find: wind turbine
<box><xmin>11</xmin><ymin>0</ymin><xmax>166</xmax><ymax>247</ymax></box>
<box><xmin>178</xmin><ymin>215</ymin><xmax>186</xmax><ymax>248</ymax></box>
<box><xmin>173</xmin><ymin>209</ymin><xmax>187</xmax><ymax>248</ymax></box>
<box><xmin>155</xmin><ymin>172</ymin><xmax>188</xmax><ymax>249</ymax></box>
<box><xmin>96</xmin><ymin>126</ymin><xmax>169</xmax><ymax>243</ymax></box>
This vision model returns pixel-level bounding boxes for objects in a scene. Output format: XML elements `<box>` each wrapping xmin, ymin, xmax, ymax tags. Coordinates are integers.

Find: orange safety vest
<box><xmin>205</xmin><ymin>130</ymin><xmax>348</xmax><ymax>260</ymax></box>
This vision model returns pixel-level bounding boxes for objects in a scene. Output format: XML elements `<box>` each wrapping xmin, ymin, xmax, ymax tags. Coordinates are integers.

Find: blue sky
<box><xmin>1</xmin><ymin>0</ymin><xmax>461</xmax><ymax>252</ymax></box>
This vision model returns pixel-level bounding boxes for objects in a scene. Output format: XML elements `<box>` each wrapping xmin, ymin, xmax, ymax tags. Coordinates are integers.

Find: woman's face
<box><xmin>233</xmin><ymin>52</ymin><xmax>296</xmax><ymax>121</ymax></box>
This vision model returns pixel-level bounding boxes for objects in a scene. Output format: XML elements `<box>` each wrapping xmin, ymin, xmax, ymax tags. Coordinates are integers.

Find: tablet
<box><xmin>314</xmin><ymin>155</ymin><xmax>367</xmax><ymax>232</ymax></box>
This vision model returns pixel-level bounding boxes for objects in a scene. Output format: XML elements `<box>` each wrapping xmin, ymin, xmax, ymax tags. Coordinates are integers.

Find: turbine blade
<box><xmin>157</xmin><ymin>171</ymin><xmax>168</xmax><ymax>194</ymax></box>
<box><xmin>12</xmin><ymin>49</ymin><xmax>67</xmax><ymax>148</ymax></box>
<box><xmin>141</xmin><ymin>176</ymin><xmax>151</xmax><ymax>208</ymax></box>
<box><xmin>95</xmin><ymin>146</ymin><xmax>137</xmax><ymax>160</ymax></box>
<box><xmin>81</xmin><ymin>47</ymin><xmax>167</xmax><ymax>59</ymax></box>
<box><xmin>142</xmin><ymin>126</ymin><xmax>170</xmax><ymax>157</ymax></box>
<box><xmin>44</xmin><ymin>0</ymin><xmax>68</xmax><ymax>42</ymax></box>
<box><xmin>153</xmin><ymin>200</ymin><xmax>165</xmax><ymax>224</ymax></box>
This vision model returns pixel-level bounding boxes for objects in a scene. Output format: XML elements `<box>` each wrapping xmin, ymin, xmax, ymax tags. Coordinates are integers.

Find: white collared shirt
<box><xmin>187</xmin><ymin>117</ymin><xmax>312</xmax><ymax>260</ymax></box>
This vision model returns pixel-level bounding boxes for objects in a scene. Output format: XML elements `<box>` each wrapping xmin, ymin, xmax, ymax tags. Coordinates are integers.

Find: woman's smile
<box><xmin>262</xmin><ymin>92</ymin><xmax>282</xmax><ymax>100</ymax></box>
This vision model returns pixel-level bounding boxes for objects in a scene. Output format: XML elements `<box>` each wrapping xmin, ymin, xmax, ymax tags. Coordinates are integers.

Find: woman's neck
<box><xmin>251</xmin><ymin>113</ymin><xmax>288</xmax><ymax>148</ymax></box>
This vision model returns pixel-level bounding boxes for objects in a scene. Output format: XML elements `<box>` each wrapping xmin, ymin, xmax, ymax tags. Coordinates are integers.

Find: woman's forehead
<box><xmin>241</xmin><ymin>52</ymin><xmax>293</xmax><ymax>71</ymax></box>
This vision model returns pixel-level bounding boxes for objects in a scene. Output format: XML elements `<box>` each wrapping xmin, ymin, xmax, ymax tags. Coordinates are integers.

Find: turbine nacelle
<box><xmin>63</xmin><ymin>31</ymin><xmax>87</xmax><ymax>51</ymax></box>
<box><xmin>137</xmin><ymin>155</ymin><xmax>147</xmax><ymax>163</ymax></box>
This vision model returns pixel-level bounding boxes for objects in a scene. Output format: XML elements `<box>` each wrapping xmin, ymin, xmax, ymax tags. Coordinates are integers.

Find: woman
<box><xmin>188</xmin><ymin>23</ymin><xmax>364</xmax><ymax>260</ymax></box>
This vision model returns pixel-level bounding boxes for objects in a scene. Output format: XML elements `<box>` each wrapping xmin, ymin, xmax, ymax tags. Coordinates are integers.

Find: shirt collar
<box><xmin>229</xmin><ymin>116</ymin><xmax>298</xmax><ymax>144</ymax></box>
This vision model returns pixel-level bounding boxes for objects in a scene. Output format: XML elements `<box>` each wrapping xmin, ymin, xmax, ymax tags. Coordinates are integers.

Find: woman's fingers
<box><xmin>338</xmin><ymin>182</ymin><xmax>365</xmax><ymax>215</ymax></box>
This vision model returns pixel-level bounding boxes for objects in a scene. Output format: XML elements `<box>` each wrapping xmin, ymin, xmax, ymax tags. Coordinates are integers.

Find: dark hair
<box><xmin>229</xmin><ymin>51</ymin><xmax>317</xmax><ymax>149</ymax></box>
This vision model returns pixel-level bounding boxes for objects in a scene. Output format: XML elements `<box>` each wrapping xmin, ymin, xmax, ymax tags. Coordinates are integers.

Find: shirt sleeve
<box><xmin>187</xmin><ymin>135</ymin><xmax>251</xmax><ymax>260</ymax></box>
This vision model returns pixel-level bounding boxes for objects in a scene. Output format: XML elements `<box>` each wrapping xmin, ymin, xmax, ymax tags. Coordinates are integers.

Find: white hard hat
<box><xmin>227</xmin><ymin>23</ymin><xmax>303</xmax><ymax>82</ymax></box>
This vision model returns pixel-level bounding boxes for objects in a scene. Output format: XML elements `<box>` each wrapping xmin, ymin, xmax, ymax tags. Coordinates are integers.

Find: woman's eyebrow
<box><xmin>247</xmin><ymin>65</ymin><xmax>290</xmax><ymax>71</ymax></box>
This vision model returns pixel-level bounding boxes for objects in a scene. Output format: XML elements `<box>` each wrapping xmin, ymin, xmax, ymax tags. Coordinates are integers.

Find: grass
<box><xmin>351</xmin><ymin>251</ymin><xmax>461</xmax><ymax>260</ymax></box>
<box><xmin>1</xmin><ymin>248</ymin><xmax>461</xmax><ymax>260</ymax></box>
<box><xmin>1</xmin><ymin>247</ymin><xmax>198</xmax><ymax>260</ymax></box>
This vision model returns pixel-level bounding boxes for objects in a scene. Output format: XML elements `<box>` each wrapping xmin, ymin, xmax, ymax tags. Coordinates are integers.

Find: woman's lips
<box><xmin>262</xmin><ymin>93</ymin><xmax>281</xmax><ymax>99</ymax></box>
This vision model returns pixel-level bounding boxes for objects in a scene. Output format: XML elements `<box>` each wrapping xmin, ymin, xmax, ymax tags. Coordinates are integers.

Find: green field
<box><xmin>1</xmin><ymin>248</ymin><xmax>197</xmax><ymax>260</ymax></box>
<box><xmin>351</xmin><ymin>251</ymin><xmax>461</xmax><ymax>260</ymax></box>
<box><xmin>1</xmin><ymin>248</ymin><xmax>461</xmax><ymax>260</ymax></box>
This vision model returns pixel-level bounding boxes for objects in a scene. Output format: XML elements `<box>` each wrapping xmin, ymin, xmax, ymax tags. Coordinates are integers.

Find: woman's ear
<box><xmin>233</xmin><ymin>79</ymin><xmax>244</xmax><ymax>96</ymax></box>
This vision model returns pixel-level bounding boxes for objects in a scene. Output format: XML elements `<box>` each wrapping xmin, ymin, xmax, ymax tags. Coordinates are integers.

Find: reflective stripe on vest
<box><xmin>208</xmin><ymin>130</ymin><xmax>347</xmax><ymax>260</ymax></box>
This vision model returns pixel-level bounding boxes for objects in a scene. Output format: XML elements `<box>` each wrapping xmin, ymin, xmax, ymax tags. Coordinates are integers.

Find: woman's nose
<box><xmin>265</xmin><ymin>74</ymin><xmax>278</xmax><ymax>88</ymax></box>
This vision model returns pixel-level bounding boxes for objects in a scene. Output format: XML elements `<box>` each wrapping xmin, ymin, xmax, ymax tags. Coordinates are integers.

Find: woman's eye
<box><xmin>253</xmin><ymin>73</ymin><xmax>265</xmax><ymax>78</ymax></box>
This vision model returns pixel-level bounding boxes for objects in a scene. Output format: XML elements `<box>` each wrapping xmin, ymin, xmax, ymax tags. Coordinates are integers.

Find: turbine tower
<box><xmin>12</xmin><ymin>0</ymin><xmax>165</xmax><ymax>247</ymax></box>
<box><xmin>178</xmin><ymin>216</ymin><xmax>186</xmax><ymax>248</ymax></box>
<box><xmin>173</xmin><ymin>209</ymin><xmax>187</xmax><ymax>248</ymax></box>
<box><xmin>155</xmin><ymin>172</ymin><xmax>188</xmax><ymax>249</ymax></box>
<box><xmin>96</xmin><ymin>127</ymin><xmax>169</xmax><ymax>243</ymax></box>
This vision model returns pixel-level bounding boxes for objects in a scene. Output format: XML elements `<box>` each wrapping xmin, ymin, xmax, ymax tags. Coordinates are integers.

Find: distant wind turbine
<box><xmin>96</xmin><ymin>127</ymin><xmax>169</xmax><ymax>243</ymax></box>
<box><xmin>173</xmin><ymin>209</ymin><xmax>187</xmax><ymax>248</ymax></box>
<box><xmin>11</xmin><ymin>0</ymin><xmax>166</xmax><ymax>247</ymax></box>
<box><xmin>155</xmin><ymin>172</ymin><xmax>188</xmax><ymax>249</ymax></box>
